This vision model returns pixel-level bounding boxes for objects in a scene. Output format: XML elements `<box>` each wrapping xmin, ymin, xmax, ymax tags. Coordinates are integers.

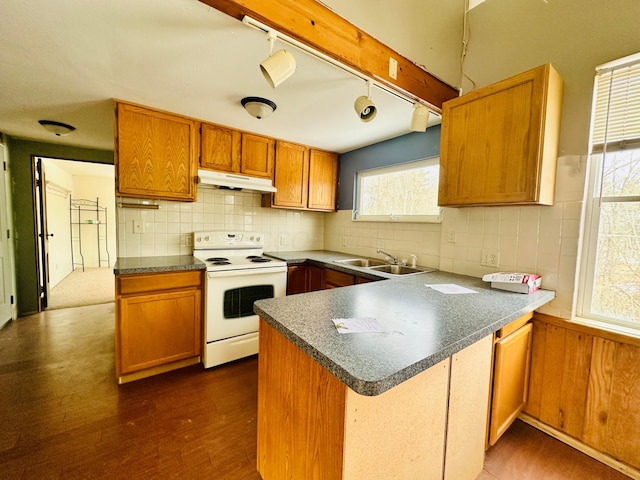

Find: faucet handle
<box><xmin>409</xmin><ymin>254</ymin><xmax>417</xmax><ymax>268</ymax></box>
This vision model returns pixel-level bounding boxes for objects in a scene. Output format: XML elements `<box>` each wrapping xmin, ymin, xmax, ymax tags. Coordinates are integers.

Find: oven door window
<box><xmin>223</xmin><ymin>285</ymin><xmax>274</xmax><ymax>319</ymax></box>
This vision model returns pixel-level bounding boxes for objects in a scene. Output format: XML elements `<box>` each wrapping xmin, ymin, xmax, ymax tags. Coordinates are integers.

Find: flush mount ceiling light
<box><xmin>241</xmin><ymin>96</ymin><xmax>277</xmax><ymax>119</ymax></box>
<box><xmin>354</xmin><ymin>80</ymin><xmax>377</xmax><ymax>123</ymax></box>
<box><xmin>260</xmin><ymin>31</ymin><xmax>296</xmax><ymax>88</ymax></box>
<box><xmin>410</xmin><ymin>103</ymin><xmax>431</xmax><ymax>132</ymax></box>
<box><xmin>38</xmin><ymin>119</ymin><xmax>76</xmax><ymax>136</ymax></box>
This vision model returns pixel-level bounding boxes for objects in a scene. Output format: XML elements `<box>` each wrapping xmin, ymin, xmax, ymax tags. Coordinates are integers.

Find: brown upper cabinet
<box><xmin>267</xmin><ymin>142</ymin><xmax>338</xmax><ymax>212</ymax></box>
<box><xmin>241</xmin><ymin>133</ymin><xmax>275</xmax><ymax>179</ymax></box>
<box><xmin>115</xmin><ymin>101</ymin><xmax>199</xmax><ymax>202</ymax></box>
<box><xmin>438</xmin><ymin>64</ymin><xmax>563</xmax><ymax>207</ymax></box>
<box><xmin>200</xmin><ymin>123</ymin><xmax>274</xmax><ymax>180</ymax></box>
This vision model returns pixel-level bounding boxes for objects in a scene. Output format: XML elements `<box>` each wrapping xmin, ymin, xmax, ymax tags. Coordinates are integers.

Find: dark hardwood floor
<box><xmin>0</xmin><ymin>304</ymin><xmax>631</xmax><ymax>479</ymax></box>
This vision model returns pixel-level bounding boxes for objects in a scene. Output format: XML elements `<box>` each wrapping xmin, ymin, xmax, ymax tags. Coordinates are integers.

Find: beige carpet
<box><xmin>47</xmin><ymin>267</ymin><xmax>115</xmax><ymax>310</ymax></box>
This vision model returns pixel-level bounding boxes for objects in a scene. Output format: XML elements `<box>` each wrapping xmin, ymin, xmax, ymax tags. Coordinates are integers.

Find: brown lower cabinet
<box><xmin>115</xmin><ymin>270</ymin><xmax>203</xmax><ymax>383</ymax></box>
<box><xmin>286</xmin><ymin>265</ymin><xmax>378</xmax><ymax>294</ymax></box>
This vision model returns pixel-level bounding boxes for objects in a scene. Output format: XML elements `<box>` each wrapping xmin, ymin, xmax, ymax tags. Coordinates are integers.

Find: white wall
<box><xmin>42</xmin><ymin>160</ymin><xmax>73</xmax><ymax>288</ymax></box>
<box><xmin>72</xmin><ymin>173</ymin><xmax>116</xmax><ymax>268</ymax></box>
<box><xmin>321</xmin><ymin>0</ymin><xmax>464</xmax><ymax>88</ymax></box>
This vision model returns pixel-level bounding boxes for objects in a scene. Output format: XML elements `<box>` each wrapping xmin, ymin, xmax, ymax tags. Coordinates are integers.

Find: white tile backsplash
<box><xmin>116</xmin><ymin>187</ymin><xmax>324</xmax><ymax>257</ymax></box>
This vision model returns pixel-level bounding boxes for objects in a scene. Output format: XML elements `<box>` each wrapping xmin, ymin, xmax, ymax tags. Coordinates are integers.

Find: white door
<box><xmin>0</xmin><ymin>144</ymin><xmax>14</xmax><ymax>324</ymax></box>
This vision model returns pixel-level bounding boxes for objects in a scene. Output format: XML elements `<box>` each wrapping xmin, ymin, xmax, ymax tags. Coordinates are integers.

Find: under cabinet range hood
<box><xmin>197</xmin><ymin>169</ymin><xmax>277</xmax><ymax>193</ymax></box>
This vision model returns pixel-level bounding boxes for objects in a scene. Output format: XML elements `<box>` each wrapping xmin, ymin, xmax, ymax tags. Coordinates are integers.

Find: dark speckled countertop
<box><xmin>113</xmin><ymin>255</ymin><xmax>206</xmax><ymax>275</ymax></box>
<box><xmin>256</xmin><ymin>250</ymin><xmax>555</xmax><ymax>397</ymax></box>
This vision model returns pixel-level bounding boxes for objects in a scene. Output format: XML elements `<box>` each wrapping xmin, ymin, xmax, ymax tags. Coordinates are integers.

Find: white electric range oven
<box><xmin>193</xmin><ymin>231</ymin><xmax>287</xmax><ymax>368</ymax></box>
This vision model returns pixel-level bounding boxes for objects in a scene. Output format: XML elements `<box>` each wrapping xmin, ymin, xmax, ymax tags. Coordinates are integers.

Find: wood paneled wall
<box><xmin>525</xmin><ymin>314</ymin><xmax>640</xmax><ymax>473</ymax></box>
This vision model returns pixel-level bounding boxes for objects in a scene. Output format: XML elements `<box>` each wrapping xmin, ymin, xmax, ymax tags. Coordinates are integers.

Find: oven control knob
<box><xmin>196</xmin><ymin>237</ymin><xmax>201</xmax><ymax>243</ymax></box>
<box><xmin>249</xmin><ymin>235</ymin><xmax>255</xmax><ymax>241</ymax></box>
<box><xmin>256</xmin><ymin>236</ymin><xmax>261</xmax><ymax>242</ymax></box>
<box><xmin>204</xmin><ymin>236</ymin><xmax>210</xmax><ymax>242</ymax></box>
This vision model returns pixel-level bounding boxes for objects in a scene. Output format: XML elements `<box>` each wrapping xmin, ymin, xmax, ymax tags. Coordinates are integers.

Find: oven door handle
<box><xmin>207</xmin><ymin>266</ymin><xmax>287</xmax><ymax>279</ymax></box>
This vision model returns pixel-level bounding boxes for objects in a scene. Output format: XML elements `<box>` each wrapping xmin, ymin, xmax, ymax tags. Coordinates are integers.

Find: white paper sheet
<box><xmin>425</xmin><ymin>283</ymin><xmax>478</xmax><ymax>294</ymax></box>
<box><xmin>332</xmin><ymin>317</ymin><xmax>388</xmax><ymax>334</ymax></box>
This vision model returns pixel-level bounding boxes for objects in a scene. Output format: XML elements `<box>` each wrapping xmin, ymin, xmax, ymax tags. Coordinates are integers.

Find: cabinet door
<box><xmin>307</xmin><ymin>266</ymin><xmax>324</xmax><ymax>292</ymax></box>
<box><xmin>308</xmin><ymin>149</ymin><xmax>338</xmax><ymax>211</ymax></box>
<box><xmin>200</xmin><ymin>123</ymin><xmax>241</xmax><ymax>173</ymax></box>
<box><xmin>489</xmin><ymin>322</ymin><xmax>533</xmax><ymax>445</ymax></box>
<box><xmin>117</xmin><ymin>288</ymin><xmax>202</xmax><ymax>375</ymax></box>
<box><xmin>115</xmin><ymin>102</ymin><xmax>198</xmax><ymax>201</ymax></box>
<box><xmin>287</xmin><ymin>266</ymin><xmax>308</xmax><ymax>295</ymax></box>
<box><xmin>273</xmin><ymin>141</ymin><xmax>310</xmax><ymax>208</ymax></box>
<box><xmin>241</xmin><ymin>133</ymin><xmax>274</xmax><ymax>179</ymax></box>
<box><xmin>323</xmin><ymin>268</ymin><xmax>354</xmax><ymax>289</ymax></box>
<box><xmin>439</xmin><ymin>64</ymin><xmax>562</xmax><ymax>206</ymax></box>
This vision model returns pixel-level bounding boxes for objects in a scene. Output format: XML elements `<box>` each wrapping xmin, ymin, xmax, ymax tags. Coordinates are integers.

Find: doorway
<box><xmin>34</xmin><ymin>157</ymin><xmax>116</xmax><ymax>310</ymax></box>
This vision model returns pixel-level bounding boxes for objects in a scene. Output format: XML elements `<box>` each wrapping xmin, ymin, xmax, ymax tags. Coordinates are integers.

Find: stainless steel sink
<box><xmin>367</xmin><ymin>265</ymin><xmax>428</xmax><ymax>275</ymax></box>
<box><xmin>334</xmin><ymin>258</ymin><xmax>387</xmax><ymax>267</ymax></box>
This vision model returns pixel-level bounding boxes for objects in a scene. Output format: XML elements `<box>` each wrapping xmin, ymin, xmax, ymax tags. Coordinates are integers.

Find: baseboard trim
<box><xmin>118</xmin><ymin>356</ymin><xmax>201</xmax><ymax>384</ymax></box>
<box><xmin>519</xmin><ymin>413</ymin><xmax>640</xmax><ymax>480</ymax></box>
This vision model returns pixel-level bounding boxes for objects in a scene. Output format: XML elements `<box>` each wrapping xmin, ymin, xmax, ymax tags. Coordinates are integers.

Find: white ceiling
<box><xmin>1</xmin><ymin>0</ymin><xmax>441</xmax><ymax>155</ymax></box>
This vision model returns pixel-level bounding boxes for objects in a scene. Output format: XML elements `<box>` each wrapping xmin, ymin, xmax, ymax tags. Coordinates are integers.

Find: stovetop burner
<box><xmin>250</xmin><ymin>257</ymin><xmax>272</xmax><ymax>263</ymax></box>
<box><xmin>207</xmin><ymin>257</ymin><xmax>229</xmax><ymax>262</ymax></box>
<box><xmin>211</xmin><ymin>261</ymin><xmax>231</xmax><ymax>266</ymax></box>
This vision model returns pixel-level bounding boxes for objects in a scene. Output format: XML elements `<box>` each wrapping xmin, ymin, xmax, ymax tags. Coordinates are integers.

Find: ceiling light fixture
<box><xmin>38</xmin><ymin>120</ymin><xmax>76</xmax><ymax>136</ymax></box>
<box><xmin>241</xmin><ymin>96</ymin><xmax>277</xmax><ymax>119</ymax></box>
<box><xmin>260</xmin><ymin>31</ymin><xmax>296</xmax><ymax>88</ymax></box>
<box><xmin>410</xmin><ymin>103</ymin><xmax>431</xmax><ymax>132</ymax></box>
<box><xmin>354</xmin><ymin>80</ymin><xmax>377</xmax><ymax>123</ymax></box>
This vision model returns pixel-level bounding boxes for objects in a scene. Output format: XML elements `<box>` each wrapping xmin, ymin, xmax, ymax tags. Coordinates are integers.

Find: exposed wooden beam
<box><xmin>197</xmin><ymin>0</ymin><xmax>459</xmax><ymax>111</ymax></box>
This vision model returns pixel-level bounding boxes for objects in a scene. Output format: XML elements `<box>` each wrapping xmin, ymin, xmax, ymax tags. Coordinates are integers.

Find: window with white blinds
<box><xmin>577</xmin><ymin>52</ymin><xmax>640</xmax><ymax>332</ymax></box>
<box><xmin>591</xmin><ymin>53</ymin><xmax>640</xmax><ymax>152</ymax></box>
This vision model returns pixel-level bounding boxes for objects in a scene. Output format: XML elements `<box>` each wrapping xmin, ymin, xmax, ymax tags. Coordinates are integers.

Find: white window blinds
<box><xmin>591</xmin><ymin>53</ymin><xmax>640</xmax><ymax>152</ymax></box>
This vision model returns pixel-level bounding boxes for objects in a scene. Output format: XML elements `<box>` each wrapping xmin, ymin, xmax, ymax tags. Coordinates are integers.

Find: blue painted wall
<box><xmin>337</xmin><ymin>125</ymin><xmax>441</xmax><ymax>210</ymax></box>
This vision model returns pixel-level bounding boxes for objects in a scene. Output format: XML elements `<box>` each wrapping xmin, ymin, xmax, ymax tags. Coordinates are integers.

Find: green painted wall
<box><xmin>7</xmin><ymin>137</ymin><xmax>113</xmax><ymax>316</ymax></box>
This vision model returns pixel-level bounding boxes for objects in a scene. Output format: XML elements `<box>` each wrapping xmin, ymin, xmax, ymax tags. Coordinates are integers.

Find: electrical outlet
<box><xmin>447</xmin><ymin>229</ymin><xmax>457</xmax><ymax>243</ymax></box>
<box><xmin>341</xmin><ymin>236</ymin><xmax>347</xmax><ymax>247</ymax></box>
<box><xmin>133</xmin><ymin>219</ymin><xmax>144</xmax><ymax>234</ymax></box>
<box><xmin>481</xmin><ymin>251</ymin><xmax>500</xmax><ymax>268</ymax></box>
<box><xmin>279</xmin><ymin>234</ymin><xmax>287</xmax><ymax>247</ymax></box>
<box><xmin>389</xmin><ymin>57</ymin><xmax>398</xmax><ymax>80</ymax></box>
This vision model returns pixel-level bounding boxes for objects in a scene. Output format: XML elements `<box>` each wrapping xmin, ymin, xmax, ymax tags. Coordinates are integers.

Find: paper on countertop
<box><xmin>332</xmin><ymin>317</ymin><xmax>388</xmax><ymax>334</ymax></box>
<box><xmin>425</xmin><ymin>283</ymin><xmax>478</xmax><ymax>294</ymax></box>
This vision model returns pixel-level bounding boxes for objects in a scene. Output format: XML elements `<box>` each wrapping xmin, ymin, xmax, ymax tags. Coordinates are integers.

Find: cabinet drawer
<box><xmin>496</xmin><ymin>311</ymin><xmax>533</xmax><ymax>339</ymax></box>
<box><xmin>117</xmin><ymin>270</ymin><xmax>202</xmax><ymax>295</ymax></box>
<box><xmin>324</xmin><ymin>268</ymin><xmax>355</xmax><ymax>288</ymax></box>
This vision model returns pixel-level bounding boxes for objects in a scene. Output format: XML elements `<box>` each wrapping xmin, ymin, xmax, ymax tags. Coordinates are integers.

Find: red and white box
<box><xmin>482</xmin><ymin>273</ymin><xmax>542</xmax><ymax>294</ymax></box>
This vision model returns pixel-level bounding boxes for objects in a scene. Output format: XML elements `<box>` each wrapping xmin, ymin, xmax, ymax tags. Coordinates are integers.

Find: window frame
<box><xmin>352</xmin><ymin>157</ymin><xmax>442</xmax><ymax>223</ymax></box>
<box><xmin>576</xmin><ymin>53</ymin><xmax>640</xmax><ymax>334</ymax></box>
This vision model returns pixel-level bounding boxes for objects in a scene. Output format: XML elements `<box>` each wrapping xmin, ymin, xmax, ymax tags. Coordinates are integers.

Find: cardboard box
<box><xmin>482</xmin><ymin>273</ymin><xmax>542</xmax><ymax>294</ymax></box>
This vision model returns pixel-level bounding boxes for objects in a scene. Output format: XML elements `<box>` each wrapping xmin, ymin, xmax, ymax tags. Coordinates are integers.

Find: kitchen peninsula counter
<box><xmin>254</xmin><ymin>254</ymin><xmax>555</xmax><ymax>480</ymax></box>
<box><xmin>256</xmin><ymin>255</ymin><xmax>554</xmax><ymax>396</ymax></box>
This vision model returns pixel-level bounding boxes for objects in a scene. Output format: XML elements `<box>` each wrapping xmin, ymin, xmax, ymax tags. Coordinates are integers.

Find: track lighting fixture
<box><xmin>38</xmin><ymin>119</ymin><xmax>76</xmax><ymax>136</ymax></box>
<box><xmin>410</xmin><ymin>103</ymin><xmax>431</xmax><ymax>132</ymax></box>
<box><xmin>354</xmin><ymin>80</ymin><xmax>377</xmax><ymax>123</ymax></box>
<box><xmin>241</xmin><ymin>96</ymin><xmax>277</xmax><ymax>119</ymax></box>
<box><xmin>260</xmin><ymin>31</ymin><xmax>296</xmax><ymax>88</ymax></box>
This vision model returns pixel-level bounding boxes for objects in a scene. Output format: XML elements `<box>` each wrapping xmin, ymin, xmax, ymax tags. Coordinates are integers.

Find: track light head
<box><xmin>354</xmin><ymin>81</ymin><xmax>377</xmax><ymax>123</ymax></box>
<box><xmin>410</xmin><ymin>103</ymin><xmax>431</xmax><ymax>132</ymax></box>
<box><xmin>260</xmin><ymin>31</ymin><xmax>296</xmax><ymax>88</ymax></box>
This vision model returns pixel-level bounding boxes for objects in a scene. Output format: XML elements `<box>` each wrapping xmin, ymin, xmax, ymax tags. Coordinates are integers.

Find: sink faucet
<box><xmin>377</xmin><ymin>248</ymin><xmax>401</xmax><ymax>265</ymax></box>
